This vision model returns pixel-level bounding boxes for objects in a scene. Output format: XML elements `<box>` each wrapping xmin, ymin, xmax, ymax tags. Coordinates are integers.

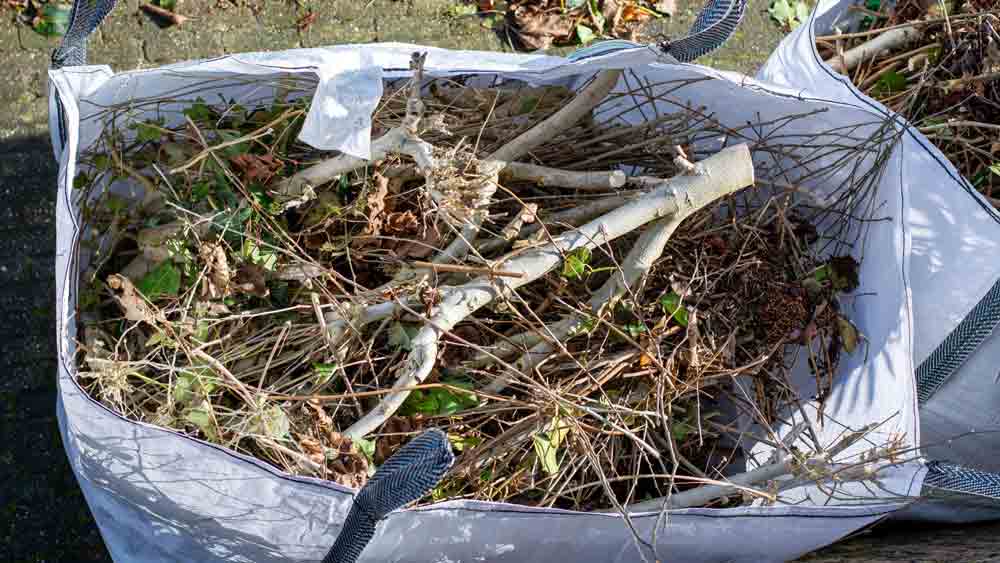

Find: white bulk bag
<box><xmin>48</xmin><ymin>39</ymin><xmax>931</xmax><ymax>562</ymax></box>
<box><xmin>759</xmin><ymin>0</ymin><xmax>1000</xmax><ymax>523</ymax></box>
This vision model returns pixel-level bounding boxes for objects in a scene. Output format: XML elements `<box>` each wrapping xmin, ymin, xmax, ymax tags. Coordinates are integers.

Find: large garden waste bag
<box><xmin>759</xmin><ymin>0</ymin><xmax>1000</xmax><ymax>524</ymax></box>
<box><xmin>45</xmin><ymin>0</ymin><xmax>951</xmax><ymax>561</ymax></box>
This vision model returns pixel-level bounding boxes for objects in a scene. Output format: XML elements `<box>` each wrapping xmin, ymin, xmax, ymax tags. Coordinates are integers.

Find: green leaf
<box><xmin>182</xmin><ymin>98</ymin><xmax>213</xmax><ymax>123</ymax></box>
<box><xmin>533</xmin><ymin>415</ymin><xmax>572</xmax><ymax>476</ymax></box>
<box><xmin>92</xmin><ymin>154</ymin><xmax>111</xmax><ymax>171</ymax></box>
<box><xmin>874</xmin><ymin>70</ymin><xmax>907</xmax><ymax>95</ymax></box>
<box><xmin>105</xmin><ymin>194</ymin><xmax>129</xmax><ymax>216</ymax></box>
<box><xmin>448</xmin><ymin>3</ymin><xmax>478</xmax><ymax>16</ymax></box>
<box><xmin>388</xmin><ymin>322</ymin><xmax>419</xmax><ymax>351</ymax></box>
<box><xmin>768</xmin><ymin>0</ymin><xmax>809</xmax><ymax>29</ymax></box>
<box><xmin>566</xmin><ymin>0</ymin><xmax>586</xmax><ymax>8</ymax></box>
<box><xmin>989</xmin><ymin>163</ymin><xmax>1000</xmax><ymax>177</ymax></box>
<box><xmin>562</xmin><ymin>247</ymin><xmax>591</xmax><ymax>279</ymax></box>
<box><xmin>133</xmin><ymin>120</ymin><xmax>163</xmax><ymax>144</ymax></box>
<box><xmin>184</xmin><ymin>400</ymin><xmax>219</xmax><ymax>441</ymax></box>
<box><xmin>588</xmin><ymin>0</ymin><xmax>606</xmax><ymax>32</ymax></box>
<box><xmin>216</xmin><ymin>130</ymin><xmax>250</xmax><ymax>158</ymax></box>
<box><xmin>576</xmin><ymin>24</ymin><xmax>596</xmax><ymax>45</ymax></box>
<box><xmin>251</xmin><ymin>405</ymin><xmax>290</xmax><ymax>439</ymax></box>
<box><xmin>812</xmin><ymin>265</ymin><xmax>830</xmax><ymax>282</ymax></box>
<box><xmin>518</xmin><ymin>96</ymin><xmax>540</xmax><ymax>115</ymax></box>
<box><xmin>242</xmin><ymin>240</ymin><xmax>278</xmax><ymax>271</ymax></box>
<box><xmin>659</xmin><ymin>292</ymin><xmax>689</xmax><ymax>326</ymax></box>
<box><xmin>400</xmin><ymin>380</ymin><xmax>478</xmax><ymax>417</ymax></box>
<box><xmin>827</xmin><ymin>255</ymin><xmax>860</xmax><ymax>292</ymax></box>
<box><xmin>448</xmin><ymin>434</ymin><xmax>482</xmax><ymax>452</ymax></box>
<box><xmin>671</xmin><ymin>422</ymin><xmax>692</xmax><ymax>442</ymax></box>
<box><xmin>357</xmin><ymin>437</ymin><xmax>377</xmax><ymax>476</ymax></box>
<box><xmin>33</xmin><ymin>3</ymin><xmax>71</xmax><ymax>37</ymax></box>
<box><xmin>73</xmin><ymin>172</ymin><xmax>90</xmax><ymax>190</ymax></box>
<box><xmin>136</xmin><ymin>262</ymin><xmax>181</xmax><ymax>300</ymax></box>
<box><xmin>312</xmin><ymin>362</ymin><xmax>337</xmax><ymax>387</ymax></box>
<box><xmin>625</xmin><ymin>321</ymin><xmax>648</xmax><ymax>339</ymax></box>
<box><xmin>795</xmin><ymin>1</ymin><xmax>811</xmax><ymax>24</ymax></box>
<box><xmin>157</xmin><ymin>0</ymin><xmax>178</xmax><ymax>12</ymax></box>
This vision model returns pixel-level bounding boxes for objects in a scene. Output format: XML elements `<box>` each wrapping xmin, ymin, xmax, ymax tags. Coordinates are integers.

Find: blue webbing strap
<box><xmin>323</xmin><ymin>429</ymin><xmax>454</xmax><ymax>563</ymax></box>
<box><xmin>50</xmin><ymin>0</ymin><xmax>119</xmax><ymax>152</ymax></box>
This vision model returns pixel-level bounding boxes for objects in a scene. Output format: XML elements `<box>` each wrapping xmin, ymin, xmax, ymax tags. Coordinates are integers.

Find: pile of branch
<box><xmin>818</xmin><ymin>0</ymin><xmax>1000</xmax><ymax>204</ymax></box>
<box><xmin>72</xmin><ymin>53</ymin><xmax>905</xmax><ymax>511</ymax></box>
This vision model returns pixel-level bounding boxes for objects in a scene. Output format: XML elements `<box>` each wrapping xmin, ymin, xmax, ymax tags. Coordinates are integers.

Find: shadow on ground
<box><xmin>0</xmin><ymin>135</ymin><xmax>111</xmax><ymax>562</ymax></box>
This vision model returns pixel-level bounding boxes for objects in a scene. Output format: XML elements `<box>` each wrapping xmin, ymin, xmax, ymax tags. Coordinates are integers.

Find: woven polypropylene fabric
<box><xmin>667</xmin><ymin>0</ymin><xmax>747</xmax><ymax>63</ymax></box>
<box><xmin>916</xmin><ymin>278</ymin><xmax>1000</xmax><ymax>404</ymax></box>
<box><xmin>323</xmin><ymin>429</ymin><xmax>454</xmax><ymax>563</ymax></box>
<box><xmin>924</xmin><ymin>461</ymin><xmax>1000</xmax><ymax>500</ymax></box>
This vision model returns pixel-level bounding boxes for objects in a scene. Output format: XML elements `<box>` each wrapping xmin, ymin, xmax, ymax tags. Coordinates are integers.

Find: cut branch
<box><xmin>502</xmin><ymin>162</ymin><xmax>627</xmax><ymax>191</ymax></box>
<box><xmin>826</xmin><ymin>27</ymin><xmax>921</xmax><ymax>74</ymax></box>
<box><xmin>343</xmin><ymin>144</ymin><xmax>755</xmax><ymax>439</ymax></box>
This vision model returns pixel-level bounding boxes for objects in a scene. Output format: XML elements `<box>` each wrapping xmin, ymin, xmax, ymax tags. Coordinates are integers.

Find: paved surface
<box><xmin>2</xmin><ymin>0</ymin><xmax>1000</xmax><ymax>561</ymax></box>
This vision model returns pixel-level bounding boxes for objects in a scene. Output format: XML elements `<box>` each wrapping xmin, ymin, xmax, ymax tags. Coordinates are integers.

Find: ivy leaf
<box><xmin>136</xmin><ymin>262</ymin><xmax>181</xmax><ymax>300</ymax></box>
<box><xmin>400</xmin><ymin>381</ymin><xmax>479</xmax><ymax>417</ymax></box>
<box><xmin>562</xmin><ymin>247</ymin><xmax>591</xmax><ymax>279</ymax></box>
<box><xmin>242</xmin><ymin>240</ymin><xmax>278</xmax><ymax>271</ymax></box>
<box><xmin>533</xmin><ymin>415</ymin><xmax>572</xmax><ymax>475</ymax></box>
<box><xmin>576</xmin><ymin>24</ymin><xmax>596</xmax><ymax>45</ymax></box>
<box><xmin>989</xmin><ymin>162</ymin><xmax>1000</xmax><ymax>177</ymax></box>
<box><xmin>659</xmin><ymin>292</ymin><xmax>689</xmax><ymax>326</ymax></box>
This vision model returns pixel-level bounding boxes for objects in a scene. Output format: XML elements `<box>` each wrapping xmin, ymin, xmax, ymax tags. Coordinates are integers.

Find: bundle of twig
<box><xmin>72</xmin><ymin>53</ymin><xmax>906</xmax><ymax>511</ymax></box>
<box><xmin>817</xmin><ymin>0</ymin><xmax>1000</xmax><ymax>204</ymax></box>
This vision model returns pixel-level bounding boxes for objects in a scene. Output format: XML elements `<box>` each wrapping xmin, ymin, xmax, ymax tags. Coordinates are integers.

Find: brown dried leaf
<box><xmin>299</xmin><ymin>435</ymin><xmax>326</xmax><ymax>466</ymax></box>
<box><xmin>199</xmin><ymin>243</ymin><xmax>231</xmax><ymax>299</ymax></box>
<box><xmin>234</xmin><ymin>263</ymin><xmax>270</xmax><ymax>298</ymax></box>
<box><xmin>230</xmin><ymin>153</ymin><xmax>283</xmax><ymax>185</ymax></box>
<box><xmin>351</xmin><ymin>173</ymin><xmax>390</xmax><ymax>249</ymax></box>
<box><xmin>296</xmin><ymin>10</ymin><xmax>317</xmax><ymax>32</ymax></box>
<box><xmin>509</xmin><ymin>4</ymin><xmax>575</xmax><ymax>50</ymax></box>
<box><xmin>394</xmin><ymin>224</ymin><xmax>443</xmax><ymax>259</ymax></box>
<box><xmin>107</xmin><ymin>274</ymin><xmax>163</xmax><ymax>324</ymax></box>
<box><xmin>385</xmin><ymin>211</ymin><xmax>420</xmax><ymax>235</ymax></box>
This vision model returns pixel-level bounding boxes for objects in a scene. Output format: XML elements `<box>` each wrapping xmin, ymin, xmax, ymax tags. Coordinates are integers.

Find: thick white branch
<box><xmin>275</xmin><ymin>128</ymin><xmax>435</xmax><ymax>209</ymax></box>
<box><xmin>343</xmin><ymin>144</ymin><xmax>755</xmax><ymax>438</ymax></box>
<box><xmin>826</xmin><ymin>27</ymin><xmax>921</xmax><ymax>74</ymax></box>
<box><xmin>488</xmin><ymin>70</ymin><xmax>622</xmax><ymax>163</ymax></box>
<box><xmin>486</xmin><ymin>214</ymin><xmax>681</xmax><ymax>393</ymax></box>
<box><xmin>502</xmin><ymin>162</ymin><xmax>627</xmax><ymax>191</ymax></box>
